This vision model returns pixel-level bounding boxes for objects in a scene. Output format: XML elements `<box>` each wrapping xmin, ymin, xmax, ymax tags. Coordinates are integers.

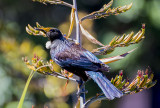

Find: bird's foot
<box><xmin>76</xmin><ymin>88</ymin><xmax>88</xmax><ymax>97</ymax></box>
<box><xmin>76</xmin><ymin>81</ymin><xmax>87</xmax><ymax>97</ymax></box>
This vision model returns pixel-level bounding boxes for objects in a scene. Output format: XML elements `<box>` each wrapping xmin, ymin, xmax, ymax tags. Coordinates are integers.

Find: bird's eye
<box><xmin>50</xmin><ymin>29</ymin><xmax>55</xmax><ymax>32</ymax></box>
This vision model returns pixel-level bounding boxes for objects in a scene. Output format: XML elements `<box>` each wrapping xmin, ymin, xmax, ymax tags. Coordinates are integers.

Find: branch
<box><xmin>92</xmin><ymin>24</ymin><xmax>145</xmax><ymax>55</ymax></box>
<box><xmin>33</xmin><ymin>0</ymin><xmax>73</xmax><ymax>8</ymax></box>
<box><xmin>80</xmin><ymin>0</ymin><xmax>132</xmax><ymax>21</ymax></box>
<box><xmin>22</xmin><ymin>55</ymin><xmax>79</xmax><ymax>82</ymax></box>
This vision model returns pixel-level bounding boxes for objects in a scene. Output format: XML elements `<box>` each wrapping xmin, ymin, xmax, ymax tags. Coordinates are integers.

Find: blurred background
<box><xmin>0</xmin><ymin>0</ymin><xmax>160</xmax><ymax>108</ymax></box>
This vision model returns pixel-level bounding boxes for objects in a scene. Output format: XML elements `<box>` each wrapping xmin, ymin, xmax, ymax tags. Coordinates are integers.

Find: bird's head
<box><xmin>36</xmin><ymin>27</ymin><xmax>63</xmax><ymax>42</ymax></box>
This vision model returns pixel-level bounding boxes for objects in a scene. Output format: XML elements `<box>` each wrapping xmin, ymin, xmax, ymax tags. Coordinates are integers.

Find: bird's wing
<box><xmin>58</xmin><ymin>44</ymin><xmax>102</xmax><ymax>64</ymax></box>
<box><xmin>81</xmin><ymin>50</ymin><xmax>110</xmax><ymax>72</ymax></box>
<box><xmin>82</xmin><ymin>50</ymin><xmax>102</xmax><ymax>64</ymax></box>
<box><xmin>53</xmin><ymin>44</ymin><xmax>102</xmax><ymax>70</ymax></box>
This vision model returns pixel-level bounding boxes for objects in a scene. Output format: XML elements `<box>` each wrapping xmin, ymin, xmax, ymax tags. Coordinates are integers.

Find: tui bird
<box><xmin>36</xmin><ymin>28</ymin><xmax>123</xmax><ymax>100</ymax></box>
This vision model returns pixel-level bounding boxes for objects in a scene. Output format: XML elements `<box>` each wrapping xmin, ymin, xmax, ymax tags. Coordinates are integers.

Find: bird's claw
<box><xmin>76</xmin><ymin>81</ymin><xmax>87</xmax><ymax>97</ymax></box>
<box><xmin>76</xmin><ymin>89</ymin><xmax>88</xmax><ymax>97</ymax></box>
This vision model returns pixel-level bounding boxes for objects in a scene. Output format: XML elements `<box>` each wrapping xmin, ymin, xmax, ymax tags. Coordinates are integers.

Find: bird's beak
<box><xmin>35</xmin><ymin>27</ymin><xmax>53</xmax><ymax>37</ymax></box>
<box><xmin>35</xmin><ymin>28</ymin><xmax>47</xmax><ymax>34</ymax></box>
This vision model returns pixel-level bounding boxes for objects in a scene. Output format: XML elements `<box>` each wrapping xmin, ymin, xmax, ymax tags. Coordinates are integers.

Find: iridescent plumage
<box><xmin>38</xmin><ymin>28</ymin><xmax>123</xmax><ymax>100</ymax></box>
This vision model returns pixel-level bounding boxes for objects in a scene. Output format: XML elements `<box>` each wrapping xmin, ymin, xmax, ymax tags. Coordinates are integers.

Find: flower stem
<box><xmin>72</xmin><ymin>0</ymin><xmax>85</xmax><ymax>107</ymax></box>
<box><xmin>17</xmin><ymin>71</ymin><xmax>35</xmax><ymax>108</ymax></box>
<box><xmin>73</xmin><ymin>0</ymin><xmax>80</xmax><ymax>44</ymax></box>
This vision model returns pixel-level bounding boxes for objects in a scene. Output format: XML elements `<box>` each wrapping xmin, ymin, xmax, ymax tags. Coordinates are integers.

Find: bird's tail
<box><xmin>86</xmin><ymin>71</ymin><xmax>123</xmax><ymax>100</ymax></box>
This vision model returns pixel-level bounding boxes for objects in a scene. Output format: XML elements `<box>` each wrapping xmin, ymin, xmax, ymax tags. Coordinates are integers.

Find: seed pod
<box><xmin>135</xmin><ymin>24</ymin><xmax>145</xmax><ymax>43</ymax></box>
<box><xmin>123</xmin><ymin>31</ymin><xmax>134</xmax><ymax>44</ymax></box>
<box><xmin>99</xmin><ymin>0</ymin><xmax>113</xmax><ymax>13</ymax></box>
<box><xmin>117</xmin><ymin>34</ymin><xmax>125</xmax><ymax>43</ymax></box>
<box><xmin>36</xmin><ymin>22</ymin><xmax>43</xmax><ymax>28</ymax></box>
<box><xmin>139</xmin><ymin>75</ymin><xmax>148</xmax><ymax>88</ymax></box>
<box><xmin>109</xmin><ymin>36</ymin><xmax>117</xmax><ymax>46</ymax></box>
<box><xmin>26</xmin><ymin>26</ymin><xmax>33</xmax><ymax>35</ymax></box>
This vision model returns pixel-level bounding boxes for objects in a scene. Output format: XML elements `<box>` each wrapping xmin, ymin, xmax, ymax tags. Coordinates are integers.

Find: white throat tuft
<box><xmin>45</xmin><ymin>41</ymin><xmax>51</xmax><ymax>49</ymax></box>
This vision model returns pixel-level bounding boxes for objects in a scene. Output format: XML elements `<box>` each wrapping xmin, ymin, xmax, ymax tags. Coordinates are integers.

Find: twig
<box><xmin>36</xmin><ymin>65</ymin><xmax>79</xmax><ymax>82</ymax></box>
<box><xmin>83</xmin><ymin>95</ymin><xmax>106</xmax><ymax>108</ymax></box>
<box><xmin>33</xmin><ymin>0</ymin><xmax>73</xmax><ymax>8</ymax></box>
<box><xmin>47</xmin><ymin>1</ymin><xmax>73</xmax><ymax>8</ymax></box>
<box><xmin>46</xmin><ymin>72</ymin><xmax>79</xmax><ymax>82</ymax></box>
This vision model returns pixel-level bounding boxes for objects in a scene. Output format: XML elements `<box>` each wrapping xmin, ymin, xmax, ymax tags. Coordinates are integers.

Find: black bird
<box><xmin>37</xmin><ymin>28</ymin><xmax>123</xmax><ymax>100</ymax></box>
